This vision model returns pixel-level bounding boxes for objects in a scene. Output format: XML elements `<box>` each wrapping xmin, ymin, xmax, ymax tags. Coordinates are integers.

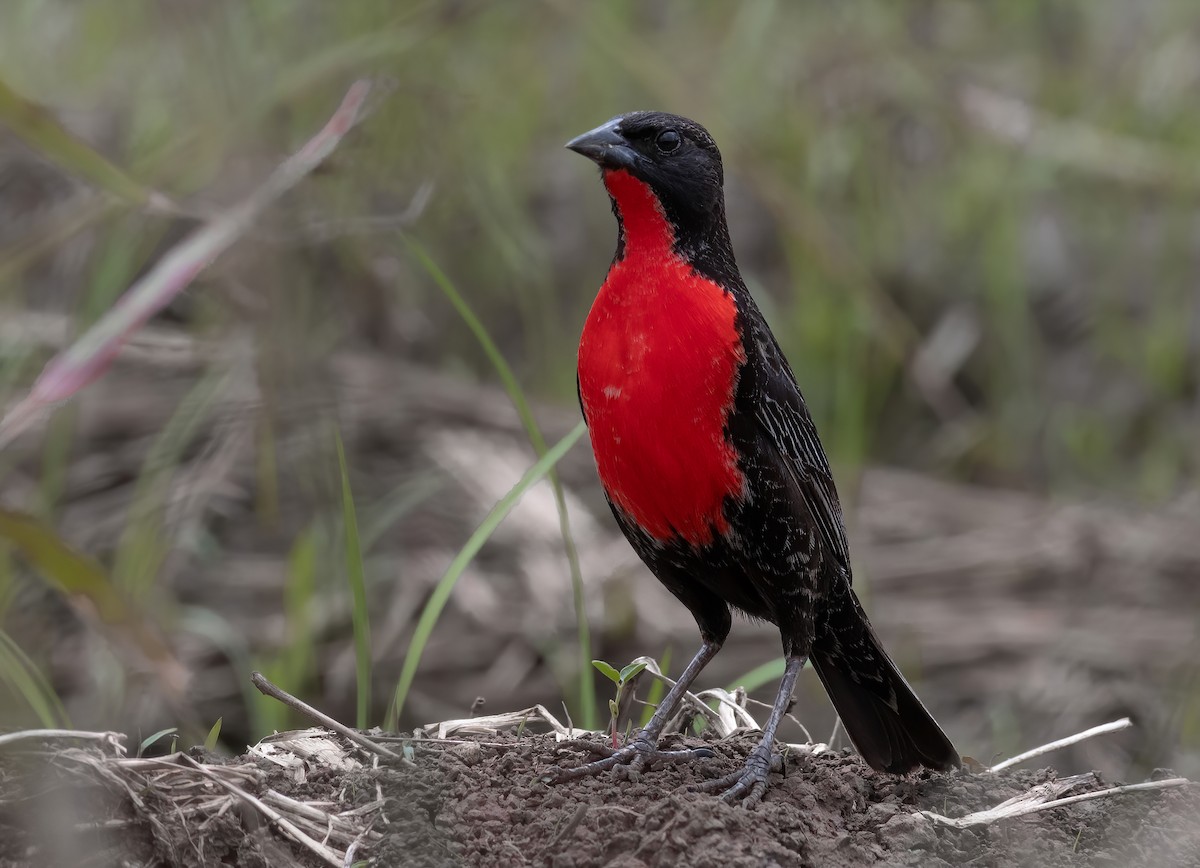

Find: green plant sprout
<box><xmin>203</xmin><ymin>717</ymin><xmax>223</xmax><ymax>752</ymax></box>
<box><xmin>137</xmin><ymin>727</ymin><xmax>177</xmax><ymax>757</ymax></box>
<box><xmin>592</xmin><ymin>658</ymin><xmax>649</xmax><ymax>748</ymax></box>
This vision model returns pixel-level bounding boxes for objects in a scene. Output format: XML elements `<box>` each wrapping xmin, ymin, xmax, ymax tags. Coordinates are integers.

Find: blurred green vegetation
<box><xmin>1</xmin><ymin>0</ymin><xmax>1199</xmax><ymax>748</ymax></box>
<box><xmin>3</xmin><ymin>0</ymin><xmax>1198</xmax><ymax>492</ymax></box>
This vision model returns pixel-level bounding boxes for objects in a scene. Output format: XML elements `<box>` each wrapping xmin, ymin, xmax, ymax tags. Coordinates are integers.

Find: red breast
<box><xmin>578</xmin><ymin>169</ymin><xmax>746</xmax><ymax>545</ymax></box>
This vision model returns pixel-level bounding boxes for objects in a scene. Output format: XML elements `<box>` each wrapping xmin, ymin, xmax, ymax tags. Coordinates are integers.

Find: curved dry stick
<box><xmin>988</xmin><ymin>717</ymin><xmax>1132</xmax><ymax>773</ymax></box>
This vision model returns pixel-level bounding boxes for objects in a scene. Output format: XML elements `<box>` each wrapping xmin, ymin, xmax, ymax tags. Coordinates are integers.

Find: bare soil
<box><xmin>3</xmin><ymin>731</ymin><xmax>1196</xmax><ymax>868</ymax></box>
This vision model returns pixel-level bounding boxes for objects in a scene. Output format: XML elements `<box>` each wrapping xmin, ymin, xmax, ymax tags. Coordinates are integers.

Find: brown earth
<box><xmin>2</xmin><ymin>730</ymin><xmax>1196</xmax><ymax>868</ymax></box>
<box><xmin>373</xmin><ymin>734</ymin><xmax>1200</xmax><ymax>868</ymax></box>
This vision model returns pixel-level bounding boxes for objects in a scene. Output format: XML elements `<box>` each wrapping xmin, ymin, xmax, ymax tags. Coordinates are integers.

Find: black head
<box><xmin>566</xmin><ymin>111</ymin><xmax>727</xmax><ymax>245</ymax></box>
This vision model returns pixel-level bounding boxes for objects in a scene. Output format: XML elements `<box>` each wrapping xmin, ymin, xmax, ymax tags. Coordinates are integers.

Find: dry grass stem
<box><xmin>924</xmin><ymin>776</ymin><xmax>1191</xmax><ymax>828</ymax></box>
<box><xmin>1</xmin><ymin>728</ymin><xmax>385</xmax><ymax>865</ymax></box>
<box><xmin>0</xmin><ymin>729</ymin><xmax>126</xmax><ymax>751</ymax></box>
<box><xmin>988</xmin><ymin>718</ymin><xmax>1133</xmax><ymax>773</ymax></box>
<box><xmin>417</xmin><ymin>704</ymin><xmax>591</xmax><ymax>741</ymax></box>
<box><xmin>250</xmin><ymin>670</ymin><xmax>404</xmax><ymax>762</ymax></box>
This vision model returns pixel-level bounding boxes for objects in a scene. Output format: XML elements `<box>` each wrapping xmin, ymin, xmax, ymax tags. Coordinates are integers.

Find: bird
<box><xmin>560</xmin><ymin>111</ymin><xmax>960</xmax><ymax>805</ymax></box>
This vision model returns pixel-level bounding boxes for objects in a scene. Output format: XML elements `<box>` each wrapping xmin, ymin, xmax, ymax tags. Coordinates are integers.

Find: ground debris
<box><xmin>0</xmin><ymin>728</ymin><xmax>384</xmax><ymax>867</ymax></box>
<box><xmin>1</xmin><ymin>721</ymin><xmax>1196</xmax><ymax>867</ymax></box>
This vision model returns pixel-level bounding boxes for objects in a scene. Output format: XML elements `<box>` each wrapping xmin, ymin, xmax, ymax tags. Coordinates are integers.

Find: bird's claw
<box><xmin>690</xmin><ymin>746</ymin><xmax>783</xmax><ymax>807</ymax></box>
<box><xmin>554</xmin><ymin>735</ymin><xmax>714</xmax><ymax>783</ymax></box>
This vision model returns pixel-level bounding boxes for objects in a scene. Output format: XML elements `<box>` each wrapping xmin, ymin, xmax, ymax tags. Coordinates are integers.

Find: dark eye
<box><xmin>655</xmin><ymin>129</ymin><xmax>681</xmax><ymax>153</ymax></box>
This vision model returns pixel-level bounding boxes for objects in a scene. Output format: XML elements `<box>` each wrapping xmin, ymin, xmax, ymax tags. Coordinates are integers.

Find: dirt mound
<box><xmin>383</xmin><ymin>733</ymin><xmax>1197</xmax><ymax>868</ymax></box>
<box><xmin>3</xmin><ymin>729</ymin><xmax>1195</xmax><ymax>868</ymax></box>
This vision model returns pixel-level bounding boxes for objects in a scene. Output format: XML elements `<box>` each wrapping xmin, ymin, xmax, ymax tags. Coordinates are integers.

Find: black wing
<box><xmin>733</xmin><ymin>298</ymin><xmax>852</xmax><ymax>579</ymax></box>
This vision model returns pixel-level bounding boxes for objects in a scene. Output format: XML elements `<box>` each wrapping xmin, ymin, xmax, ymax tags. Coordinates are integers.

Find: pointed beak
<box><xmin>565</xmin><ymin>117</ymin><xmax>637</xmax><ymax>170</ymax></box>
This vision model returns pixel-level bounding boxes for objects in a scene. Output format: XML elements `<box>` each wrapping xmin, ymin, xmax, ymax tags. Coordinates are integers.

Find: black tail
<box><xmin>810</xmin><ymin>585</ymin><xmax>960</xmax><ymax>774</ymax></box>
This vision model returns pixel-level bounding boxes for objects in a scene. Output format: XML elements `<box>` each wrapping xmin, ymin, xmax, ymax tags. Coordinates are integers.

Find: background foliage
<box><xmin>1</xmin><ymin>0</ymin><xmax>1197</xmax><ymax>770</ymax></box>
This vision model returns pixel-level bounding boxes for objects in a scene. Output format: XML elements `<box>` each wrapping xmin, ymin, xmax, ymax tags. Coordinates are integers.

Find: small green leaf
<box><xmin>618</xmin><ymin>661</ymin><xmax>648</xmax><ymax>684</ymax></box>
<box><xmin>608</xmin><ymin>699</ymin><xmax>619</xmax><ymax>717</ymax></box>
<box><xmin>138</xmin><ymin>727</ymin><xmax>178</xmax><ymax>756</ymax></box>
<box><xmin>592</xmin><ymin>660</ymin><xmax>621</xmax><ymax>684</ymax></box>
<box><xmin>203</xmin><ymin>717</ymin><xmax>223</xmax><ymax>752</ymax></box>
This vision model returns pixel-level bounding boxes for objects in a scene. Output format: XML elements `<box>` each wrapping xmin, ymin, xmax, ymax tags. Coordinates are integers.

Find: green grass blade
<box><xmin>640</xmin><ymin>646</ymin><xmax>671</xmax><ymax>727</ymax></box>
<box><xmin>0</xmin><ymin>510</ymin><xmax>178</xmax><ymax>682</ymax></box>
<box><xmin>360</xmin><ymin>473</ymin><xmax>443</xmax><ymax>553</ymax></box>
<box><xmin>112</xmin><ymin>369</ymin><xmax>228</xmax><ymax>595</ymax></box>
<box><xmin>0</xmin><ymin>510</ymin><xmax>119</xmax><ymax>613</ymax></box>
<box><xmin>0</xmin><ymin>628</ymin><xmax>69</xmax><ymax>728</ymax></box>
<box><xmin>0</xmin><ymin>543</ymin><xmax>14</xmax><ymax>620</ymax></box>
<box><xmin>727</xmin><ymin>656</ymin><xmax>790</xmax><ymax>694</ymax></box>
<box><xmin>251</xmin><ymin>526</ymin><xmax>320</xmax><ymax>736</ymax></box>
<box><xmin>336</xmin><ymin>431</ymin><xmax>371</xmax><ymax>730</ymax></box>
<box><xmin>281</xmin><ymin>526</ymin><xmax>318</xmax><ymax>697</ymax></box>
<box><xmin>403</xmin><ymin>237</ymin><xmax>594</xmax><ymax>728</ymax></box>
<box><xmin>0</xmin><ymin>77</ymin><xmax>172</xmax><ymax>210</ymax></box>
<box><xmin>0</xmin><ymin>509</ymin><xmax>187</xmax><ymax>703</ymax></box>
<box><xmin>389</xmin><ymin>421</ymin><xmax>586</xmax><ymax>725</ymax></box>
<box><xmin>177</xmin><ymin>607</ymin><xmax>265</xmax><ymax>736</ymax></box>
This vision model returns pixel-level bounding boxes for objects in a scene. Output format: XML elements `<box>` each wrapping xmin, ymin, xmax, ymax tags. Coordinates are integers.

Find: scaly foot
<box><xmin>690</xmin><ymin>743</ymin><xmax>784</xmax><ymax>806</ymax></box>
<box><xmin>555</xmin><ymin>733</ymin><xmax>715</xmax><ymax>782</ymax></box>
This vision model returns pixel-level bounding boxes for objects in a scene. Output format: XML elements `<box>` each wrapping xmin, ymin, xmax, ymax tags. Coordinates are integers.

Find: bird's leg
<box><xmin>556</xmin><ymin>639</ymin><xmax>722</xmax><ymax>781</ymax></box>
<box><xmin>693</xmin><ymin>653</ymin><xmax>806</xmax><ymax>806</ymax></box>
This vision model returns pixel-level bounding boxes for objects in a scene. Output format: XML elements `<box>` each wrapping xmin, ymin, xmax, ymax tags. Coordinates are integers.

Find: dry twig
<box><xmin>989</xmin><ymin>717</ymin><xmax>1132</xmax><ymax>773</ymax></box>
<box><xmin>923</xmin><ymin>777</ymin><xmax>1190</xmax><ymax>828</ymax></box>
<box><xmin>251</xmin><ymin>670</ymin><xmax>405</xmax><ymax>762</ymax></box>
<box><xmin>0</xmin><ymin>729</ymin><xmax>126</xmax><ymax>752</ymax></box>
<box><xmin>919</xmin><ymin>718</ymin><xmax>1191</xmax><ymax>829</ymax></box>
<box><xmin>1</xmin><ymin>727</ymin><xmax>385</xmax><ymax>865</ymax></box>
